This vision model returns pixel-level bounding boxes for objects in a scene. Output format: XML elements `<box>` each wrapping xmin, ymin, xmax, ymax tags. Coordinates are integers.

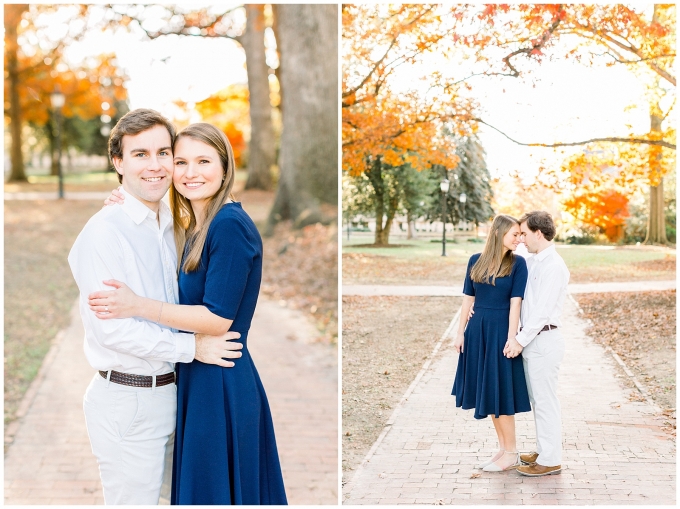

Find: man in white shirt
<box><xmin>503</xmin><ymin>211</ymin><xmax>570</xmax><ymax>476</ymax></box>
<box><xmin>68</xmin><ymin>109</ymin><xmax>242</xmax><ymax>504</ymax></box>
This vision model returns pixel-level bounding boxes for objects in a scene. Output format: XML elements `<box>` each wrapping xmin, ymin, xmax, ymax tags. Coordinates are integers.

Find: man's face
<box><xmin>520</xmin><ymin>221</ymin><xmax>540</xmax><ymax>254</ymax></box>
<box><xmin>112</xmin><ymin>125</ymin><xmax>173</xmax><ymax>210</ymax></box>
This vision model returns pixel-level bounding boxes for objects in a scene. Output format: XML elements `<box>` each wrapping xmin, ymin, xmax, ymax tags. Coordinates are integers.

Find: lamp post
<box><xmin>459</xmin><ymin>193</ymin><xmax>467</xmax><ymax>235</ymax></box>
<box><xmin>50</xmin><ymin>87</ymin><xmax>65</xmax><ymax>199</ymax></box>
<box><xmin>440</xmin><ymin>178</ymin><xmax>450</xmax><ymax>256</ymax></box>
<box><xmin>100</xmin><ymin>100</ymin><xmax>112</xmax><ymax>137</ymax></box>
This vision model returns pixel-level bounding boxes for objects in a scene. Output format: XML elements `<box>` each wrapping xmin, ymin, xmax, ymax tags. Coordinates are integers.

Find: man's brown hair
<box><xmin>519</xmin><ymin>210</ymin><xmax>556</xmax><ymax>241</ymax></box>
<box><xmin>108</xmin><ymin>109</ymin><xmax>176</xmax><ymax>184</ymax></box>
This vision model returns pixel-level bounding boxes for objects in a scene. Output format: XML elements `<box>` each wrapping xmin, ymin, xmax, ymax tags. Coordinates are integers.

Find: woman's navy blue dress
<box><xmin>452</xmin><ymin>253</ymin><xmax>532</xmax><ymax>419</ymax></box>
<box><xmin>171</xmin><ymin>203</ymin><xmax>287</xmax><ymax>505</ymax></box>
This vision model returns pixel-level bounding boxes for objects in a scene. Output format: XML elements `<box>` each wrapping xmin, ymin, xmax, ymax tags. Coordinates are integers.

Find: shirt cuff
<box><xmin>174</xmin><ymin>332</ymin><xmax>196</xmax><ymax>363</ymax></box>
<box><xmin>516</xmin><ymin>331</ymin><xmax>533</xmax><ymax>348</ymax></box>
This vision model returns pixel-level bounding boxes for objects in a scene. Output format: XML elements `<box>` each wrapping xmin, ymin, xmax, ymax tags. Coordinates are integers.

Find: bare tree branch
<box><xmin>475</xmin><ymin>118</ymin><xmax>676</xmax><ymax>149</ymax></box>
<box><xmin>502</xmin><ymin>6</ymin><xmax>564</xmax><ymax>77</ymax></box>
<box><xmin>573</xmin><ymin>21</ymin><xmax>676</xmax><ymax>86</ymax></box>
<box><xmin>343</xmin><ymin>6</ymin><xmax>440</xmax><ymax>99</ymax></box>
<box><xmin>123</xmin><ymin>6</ymin><xmax>243</xmax><ymax>43</ymax></box>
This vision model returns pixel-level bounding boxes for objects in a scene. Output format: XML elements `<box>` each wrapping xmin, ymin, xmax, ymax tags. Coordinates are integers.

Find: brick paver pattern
<box><xmin>343</xmin><ymin>297</ymin><xmax>675</xmax><ymax>505</ymax></box>
<box><xmin>5</xmin><ymin>298</ymin><xmax>338</xmax><ymax>505</ymax></box>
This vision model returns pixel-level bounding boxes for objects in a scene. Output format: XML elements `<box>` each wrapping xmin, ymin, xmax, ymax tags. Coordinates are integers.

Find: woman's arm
<box><xmin>508</xmin><ymin>296</ymin><xmax>521</xmax><ymax>339</ymax></box>
<box><xmin>503</xmin><ymin>296</ymin><xmax>523</xmax><ymax>358</ymax></box>
<box><xmin>88</xmin><ymin>280</ymin><xmax>232</xmax><ymax>336</ymax></box>
<box><xmin>453</xmin><ymin>295</ymin><xmax>475</xmax><ymax>353</ymax></box>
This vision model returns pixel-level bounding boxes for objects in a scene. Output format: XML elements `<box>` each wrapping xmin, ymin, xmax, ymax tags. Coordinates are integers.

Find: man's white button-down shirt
<box><xmin>68</xmin><ymin>189</ymin><xmax>195</xmax><ymax>375</ymax></box>
<box><xmin>515</xmin><ymin>244</ymin><xmax>570</xmax><ymax>348</ymax></box>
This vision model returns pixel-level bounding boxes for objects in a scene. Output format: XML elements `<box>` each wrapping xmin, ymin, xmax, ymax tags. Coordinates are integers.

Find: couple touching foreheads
<box><xmin>452</xmin><ymin>211</ymin><xmax>570</xmax><ymax>476</ymax></box>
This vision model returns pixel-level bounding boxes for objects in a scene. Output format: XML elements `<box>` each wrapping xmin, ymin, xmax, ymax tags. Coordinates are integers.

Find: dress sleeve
<box><xmin>462</xmin><ymin>255</ymin><xmax>477</xmax><ymax>296</ymax></box>
<box><xmin>510</xmin><ymin>255</ymin><xmax>528</xmax><ymax>299</ymax></box>
<box><xmin>202</xmin><ymin>213</ymin><xmax>258</xmax><ymax>320</ymax></box>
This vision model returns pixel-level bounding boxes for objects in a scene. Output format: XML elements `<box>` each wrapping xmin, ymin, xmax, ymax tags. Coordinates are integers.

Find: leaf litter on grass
<box><xmin>574</xmin><ymin>290</ymin><xmax>676</xmax><ymax>436</ymax></box>
<box><xmin>342</xmin><ymin>295</ymin><xmax>462</xmax><ymax>474</ymax></box>
<box><xmin>261</xmin><ymin>221</ymin><xmax>338</xmax><ymax>344</ymax></box>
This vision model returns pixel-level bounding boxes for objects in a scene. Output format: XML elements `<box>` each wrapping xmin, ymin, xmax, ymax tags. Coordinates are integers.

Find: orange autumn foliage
<box><xmin>343</xmin><ymin>3</ymin><xmax>675</xmax><ymax>245</ymax></box>
<box><xmin>472</xmin><ymin>3</ymin><xmax>676</xmax><ymax>188</ymax></box>
<box><xmin>343</xmin><ymin>5</ymin><xmax>471</xmax><ymax>177</ymax></box>
<box><xmin>5</xmin><ymin>3</ymin><xmax>128</xmax><ymax>129</ymax></box>
<box><xmin>195</xmin><ymin>84</ymin><xmax>250</xmax><ymax>168</ymax></box>
<box><xmin>4</xmin><ymin>50</ymin><xmax>127</xmax><ymax>127</ymax></box>
<box><xmin>563</xmin><ymin>190</ymin><xmax>630</xmax><ymax>242</ymax></box>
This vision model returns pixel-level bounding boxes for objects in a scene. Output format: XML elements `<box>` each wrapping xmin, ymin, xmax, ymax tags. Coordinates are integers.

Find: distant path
<box><xmin>4</xmin><ymin>297</ymin><xmax>338</xmax><ymax>505</ymax></box>
<box><xmin>4</xmin><ymin>192</ymin><xmax>112</xmax><ymax>200</ymax></box>
<box><xmin>343</xmin><ymin>280</ymin><xmax>676</xmax><ymax>297</ymax></box>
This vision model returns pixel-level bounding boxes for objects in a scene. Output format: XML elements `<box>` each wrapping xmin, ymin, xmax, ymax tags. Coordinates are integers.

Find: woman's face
<box><xmin>172</xmin><ymin>136</ymin><xmax>224</xmax><ymax>205</ymax></box>
<box><xmin>502</xmin><ymin>223</ymin><xmax>521</xmax><ymax>252</ymax></box>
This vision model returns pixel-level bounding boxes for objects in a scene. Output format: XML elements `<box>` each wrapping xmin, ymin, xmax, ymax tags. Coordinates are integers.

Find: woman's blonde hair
<box><xmin>170</xmin><ymin>123</ymin><xmax>236</xmax><ymax>273</ymax></box>
<box><xmin>470</xmin><ymin>214</ymin><xmax>519</xmax><ymax>285</ymax></box>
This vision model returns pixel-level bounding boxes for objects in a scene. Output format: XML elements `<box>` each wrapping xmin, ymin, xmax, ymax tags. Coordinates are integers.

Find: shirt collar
<box><xmin>534</xmin><ymin>243</ymin><xmax>556</xmax><ymax>262</ymax></box>
<box><xmin>120</xmin><ymin>188</ymin><xmax>159</xmax><ymax>225</ymax></box>
<box><xmin>158</xmin><ymin>199</ymin><xmax>173</xmax><ymax>232</ymax></box>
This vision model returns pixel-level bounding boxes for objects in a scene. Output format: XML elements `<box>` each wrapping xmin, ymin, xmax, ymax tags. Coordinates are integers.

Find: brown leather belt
<box><xmin>99</xmin><ymin>370</ymin><xmax>175</xmax><ymax>388</ymax></box>
<box><xmin>520</xmin><ymin>324</ymin><xmax>558</xmax><ymax>335</ymax></box>
<box><xmin>538</xmin><ymin>324</ymin><xmax>558</xmax><ymax>335</ymax></box>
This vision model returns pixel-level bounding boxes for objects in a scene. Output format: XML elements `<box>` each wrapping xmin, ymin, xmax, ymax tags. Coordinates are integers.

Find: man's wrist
<box><xmin>515</xmin><ymin>333</ymin><xmax>529</xmax><ymax>347</ymax></box>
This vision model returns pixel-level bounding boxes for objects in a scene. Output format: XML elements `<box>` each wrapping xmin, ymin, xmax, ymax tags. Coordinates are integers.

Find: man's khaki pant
<box><xmin>83</xmin><ymin>373</ymin><xmax>176</xmax><ymax>505</ymax></box>
<box><xmin>522</xmin><ymin>329</ymin><xmax>565</xmax><ymax>467</ymax></box>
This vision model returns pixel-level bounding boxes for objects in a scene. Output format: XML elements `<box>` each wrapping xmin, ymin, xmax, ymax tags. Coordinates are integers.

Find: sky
<box><xmin>52</xmin><ymin>4</ymin><xmax>251</xmax><ymax>123</ymax></box>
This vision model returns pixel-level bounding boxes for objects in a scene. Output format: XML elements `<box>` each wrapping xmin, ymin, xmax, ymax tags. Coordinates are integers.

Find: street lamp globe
<box><xmin>440</xmin><ymin>179</ymin><xmax>450</xmax><ymax>193</ymax></box>
<box><xmin>50</xmin><ymin>88</ymin><xmax>65</xmax><ymax>109</ymax></box>
<box><xmin>459</xmin><ymin>193</ymin><xmax>467</xmax><ymax>204</ymax></box>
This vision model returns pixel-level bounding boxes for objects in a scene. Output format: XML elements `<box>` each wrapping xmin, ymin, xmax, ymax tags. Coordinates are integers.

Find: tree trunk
<box><xmin>645</xmin><ymin>181</ymin><xmax>666</xmax><ymax>244</ymax></box>
<box><xmin>6</xmin><ymin>5</ymin><xmax>29</xmax><ymax>182</ymax></box>
<box><xmin>266</xmin><ymin>5</ymin><xmax>338</xmax><ymax>233</ymax></box>
<box><xmin>271</xmin><ymin>4</ymin><xmax>283</xmax><ymax>116</ymax></box>
<box><xmin>380</xmin><ymin>193</ymin><xmax>399</xmax><ymax>245</ymax></box>
<box><xmin>644</xmin><ymin>7</ymin><xmax>668</xmax><ymax>245</ymax></box>
<box><xmin>242</xmin><ymin>4</ymin><xmax>275</xmax><ymax>190</ymax></box>
<box><xmin>407</xmin><ymin>214</ymin><xmax>417</xmax><ymax>239</ymax></box>
<box><xmin>644</xmin><ymin>84</ymin><xmax>667</xmax><ymax>244</ymax></box>
<box><xmin>366</xmin><ymin>157</ymin><xmax>387</xmax><ymax>245</ymax></box>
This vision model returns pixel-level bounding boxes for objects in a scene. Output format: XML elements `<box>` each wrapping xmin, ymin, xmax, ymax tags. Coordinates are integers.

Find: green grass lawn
<box><xmin>342</xmin><ymin>233</ymin><xmax>676</xmax><ymax>285</ymax></box>
<box><xmin>555</xmin><ymin>244</ymin><xmax>671</xmax><ymax>268</ymax></box>
<box><xmin>343</xmin><ymin>236</ymin><xmax>482</xmax><ymax>260</ymax></box>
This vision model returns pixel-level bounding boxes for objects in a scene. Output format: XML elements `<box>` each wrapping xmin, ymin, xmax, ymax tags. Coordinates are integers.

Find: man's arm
<box><xmin>70</xmin><ymin>224</ymin><xmax>241</xmax><ymax>366</ymax></box>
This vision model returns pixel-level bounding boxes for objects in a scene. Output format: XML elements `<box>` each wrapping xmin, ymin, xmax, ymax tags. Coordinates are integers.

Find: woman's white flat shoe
<box><xmin>482</xmin><ymin>451</ymin><xmax>520</xmax><ymax>472</ymax></box>
<box><xmin>475</xmin><ymin>450</ymin><xmax>504</xmax><ymax>469</ymax></box>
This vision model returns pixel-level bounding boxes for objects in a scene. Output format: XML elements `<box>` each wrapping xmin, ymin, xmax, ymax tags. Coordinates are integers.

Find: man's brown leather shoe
<box><xmin>517</xmin><ymin>463</ymin><xmax>561</xmax><ymax>476</ymax></box>
<box><xmin>520</xmin><ymin>452</ymin><xmax>539</xmax><ymax>465</ymax></box>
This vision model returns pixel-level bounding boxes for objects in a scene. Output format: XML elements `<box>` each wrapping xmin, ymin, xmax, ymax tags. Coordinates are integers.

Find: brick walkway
<box><xmin>5</xmin><ymin>297</ymin><xmax>338</xmax><ymax>505</ymax></box>
<box><xmin>342</xmin><ymin>297</ymin><xmax>675</xmax><ymax>505</ymax></box>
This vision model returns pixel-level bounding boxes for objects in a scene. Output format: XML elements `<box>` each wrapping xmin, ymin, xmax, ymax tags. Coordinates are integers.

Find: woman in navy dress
<box><xmin>452</xmin><ymin>214</ymin><xmax>531</xmax><ymax>472</ymax></box>
<box><xmin>88</xmin><ymin>123</ymin><xmax>287</xmax><ymax>504</ymax></box>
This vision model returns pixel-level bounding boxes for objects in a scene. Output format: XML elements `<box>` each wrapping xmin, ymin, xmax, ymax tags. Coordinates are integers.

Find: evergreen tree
<box><xmin>428</xmin><ymin>135</ymin><xmax>494</xmax><ymax>227</ymax></box>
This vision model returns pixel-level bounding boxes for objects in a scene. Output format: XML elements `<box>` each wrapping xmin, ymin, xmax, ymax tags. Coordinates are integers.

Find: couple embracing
<box><xmin>68</xmin><ymin>109</ymin><xmax>287</xmax><ymax>505</ymax></box>
<box><xmin>452</xmin><ymin>212</ymin><xmax>569</xmax><ymax>476</ymax></box>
